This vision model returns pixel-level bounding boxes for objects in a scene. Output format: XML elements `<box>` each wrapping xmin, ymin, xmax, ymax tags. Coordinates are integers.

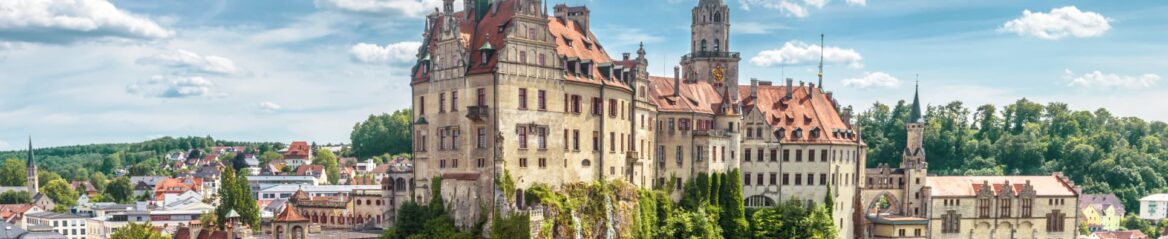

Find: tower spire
<box><xmin>909</xmin><ymin>76</ymin><xmax>922</xmax><ymax>123</ymax></box>
<box><xmin>27</xmin><ymin>135</ymin><xmax>38</xmax><ymax>193</ymax></box>
<box><xmin>817</xmin><ymin>34</ymin><xmax>824</xmax><ymax>88</ymax></box>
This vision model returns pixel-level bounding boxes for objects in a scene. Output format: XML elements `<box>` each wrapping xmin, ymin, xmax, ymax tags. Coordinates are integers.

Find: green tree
<box><xmin>313</xmin><ymin>149</ymin><xmax>340</xmax><ymax>185</ymax></box>
<box><xmin>106</xmin><ymin>177</ymin><xmax>134</xmax><ymax>203</ymax></box>
<box><xmin>235</xmin><ymin>171</ymin><xmax>260</xmax><ymax>229</ymax></box>
<box><xmin>350</xmin><ymin>109</ymin><xmax>413</xmax><ymax>159</ymax></box>
<box><xmin>718</xmin><ymin>169</ymin><xmax>747</xmax><ymax>239</ymax></box>
<box><xmin>259</xmin><ymin>151</ymin><xmax>282</xmax><ymax>165</ymax></box>
<box><xmin>0</xmin><ymin>190</ymin><xmax>31</xmax><ymax>204</ymax></box>
<box><xmin>110</xmin><ymin>222</ymin><xmax>168</xmax><ymax>239</ymax></box>
<box><xmin>0</xmin><ymin>159</ymin><xmax>25</xmax><ymax>186</ymax></box>
<box><xmin>42</xmin><ymin>179</ymin><xmax>78</xmax><ymax>207</ymax></box>
<box><xmin>215</xmin><ymin>167</ymin><xmax>238</xmax><ymax>229</ymax></box>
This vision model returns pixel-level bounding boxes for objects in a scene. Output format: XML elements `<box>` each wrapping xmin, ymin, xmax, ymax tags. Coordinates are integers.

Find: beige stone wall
<box><xmin>653</xmin><ymin>111</ymin><xmax>738</xmax><ymax>199</ymax></box>
<box><xmin>872</xmin><ymin>223</ymin><xmax>927</xmax><ymax>239</ymax></box>
<box><xmin>927</xmin><ymin>196</ymin><xmax>1079</xmax><ymax>239</ymax></box>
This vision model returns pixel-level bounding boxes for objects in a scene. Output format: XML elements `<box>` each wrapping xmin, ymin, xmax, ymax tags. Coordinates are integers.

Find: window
<box><xmin>796</xmin><ymin>150</ymin><xmax>802</xmax><ymax>162</ymax></box>
<box><xmin>451</xmin><ymin>90</ymin><xmax>458</xmax><ymax>112</ymax></box>
<box><xmin>519</xmin><ymin>158</ymin><xmax>528</xmax><ymax>167</ymax></box>
<box><xmin>519</xmin><ymin>51</ymin><xmax>527</xmax><ymax>64</ymax></box>
<box><xmin>744</xmin><ymin>173</ymin><xmax>751</xmax><ymax>186</ymax></box>
<box><xmin>806</xmin><ymin>173</ymin><xmax>814</xmax><ymax>185</ymax></box>
<box><xmin>439</xmin><ymin>128</ymin><xmax>448</xmax><ymax>150</ymax></box>
<box><xmin>1021</xmin><ymin>197</ymin><xmax>1033</xmax><ymax>217</ymax></box>
<box><xmin>539</xmin><ymin>53</ymin><xmax>546</xmax><ymax>66</ymax></box>
<box><xmin>476</xmin><ymin>88</ymin><xmax>486</xmax><ymax>106</ymax></box>
<box><xmin>571</xmin><ymin>95</ymin><xmax>582</xmax><ymax>113</ymax></box>
<box><xmin>439</xmin><ymin>93</ymin><xmax>446</xmax><ymax>113</ymax></box>
<box><xmin>821</xmin><ymin>149</ymin><xmax>828</xmax><ymax>162</ymax></box>
<box><xmin>782</xmin><ymin>173</ymin><xmax>789</xmax><ymax>185</ymax></box>
<box><xmin>809</xmin><ymin>150</ymin><xmax>815</xmax><ymax>163</ymax></box>
<box><xmin>757</xmin><ymin>149</ymin><xmax>763</xmax><ymax>163</ymax></box>
<box><xmin>452</xmin><ymin>159</ymin><xmax>459</xmax><ymax>168</ymax></box>
<box><xmin>795</xmin><ymin>173</ymin><xmax>802</xmax><ymax>185</ymax></box>
<box><xmin>477</xmin><ymin>158</ymin><xmax>486</xmax><ymax>168</ymax></box>
<box><xmin>538</xmin><ymin>158</ymin><xmax>547</xmax><ymax>168</ymax></box>
<box><xmin>770</xmin><ymin>149</ymin><xmax>777</xmax><ymax>161</ymax></box>
<box><xmin>609</xmin><ymin>132</ymin><xmax>616</xmax><ymax>152</ymax></box>
<box><xmin>440</xmin><ymin>159</ymin><xmax>446</xmax><ymax>168</ymax></box>
<box><xmin>978</xmin><ymin>196</ymin><xmax>991</xmax><ymax>218</ymax></box>
<box><xmin>942</xmin><ymin>210</ymin><xmax>960</xmax><ymax>233</ymax></box>
<box><xmin>537</xmin><ymin>127</ymin><xmax>547</xmax><ymax>149</ymax></box>
<box><xmin>769</xmin><ymin>173</ymin><xmax>777</xmax><ymax>185</ymax></box>
<box><xmin>820</xmin><ymin>174</ymin><xmax>827</xmax><ymax>186</ymax></box>
<box><xmin>592</xmin><ymin>131</ymin><xmax>599</xmax><ymax>152</ymax></box>
<box><xmin>999</xmin><ymin>198</ymin><xmax>1011</xmax><ymax>217</ymax></box>
<box><xmin>676</xmin><ymin>146</ymin><xmax>683</xmax><ymax>166</ymax></box>
<box><xmin>518</xmin><ymin>88</ymin><xmax>528</xmax><ymax>109</ymax></box>
<box><xmin>451</xmin><ymin>128</ymin><xmax>460</xmax><ymax>150</ymax></box>
<box><xmin>563</xmin><ymin>129</ymin><xmax>569</xmax><ymax>150</ymax></box>
<box><xmin>609</xmin><ymin>99</ymin><xmax>617</xmax><ymax>117</ymax></box>
<box><xmin>419</xmin><ymin>96</ymin><xmax>425</xmax><ymax>114</ymax></box>
<box><xmin>591</xmin><ymin>97</ymin><xmax>602</xmax><ymax>115</ymax></box>
<box><xmin>783</xmin><ymin>149</ymin><xmax>790</xmax><ymax>162</ymax></box>
<box><xmin>517</xmin><ymin>127</ymin><xmax>528</xmax><ymax>149</ymax></box>
<box><xmin>572</xmin><ymin>130</ymin><xmax>580</xmax><ymax>150</ymax></box>
<box><xmin>1046</xmin><ymin>210</ymin><xmax>1066</xmax><ymax>232</ymax></box>
<box><xmin>477</xmin><ymin>127</ymin><xmax>487</xmax><ymax>149</ymax></box>
<box><xmin>538</xmin><ymin>90</ymin><xmax>546</xmax><ymax>110</ymax></box>
<box><xmin>744</xmin><ymin>148</ymin><xmax>751</xmax><ymax>162</ymax></box>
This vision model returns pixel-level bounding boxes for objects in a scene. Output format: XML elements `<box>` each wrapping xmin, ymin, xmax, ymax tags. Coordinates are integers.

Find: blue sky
<box><xmin>1</xmin><ymin>0</ymin><xmax>1165</xmax><ymax>150</ymax></box>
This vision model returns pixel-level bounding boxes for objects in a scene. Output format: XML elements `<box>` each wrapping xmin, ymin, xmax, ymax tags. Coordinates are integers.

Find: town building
<box><xmin>1139</xmin><ymin>194</ymin><xmax>1168</xmax><ymax>221</ymax></box>
<box><xmin>0</xmin><ymin>221</ymin><xmax>66</xmax><ymax>239</ymax></box>
<box><xmin>282</xmin><ymin>141</ymin><xmax>312</xmax><ymax>169</ymax></box>
<box><xmin>294</xmin><ymin>165</ymin><xmax>328</xmax><ymax>184</ymax></box>
<box><xmin>85</xmin><ymin>202</ymin><xmax>210</xmax><ymax>239</ymax></box>
<box><xmin>1089</xmin><ymin>230</ymin><xmax>1150</xmax><ymax>239</ymax></box>
<box><xmin>285</xmin><ymin>188</ymin><xmax>387</xmax><ymax>230</ymax></box>
<box><xmin>24</xmin><ymin>212</ymin><xmax>87</xmax><ymax>239</ymax></box>
<box><xmin>67</xmin><ymin>182</ymin><xmax>97</xmax><ymax>198</ymax></box>
<box><xmin>0</xmin><ymin>204</ymin><xmax>44</xmax><ymax>228</ymax></box>
<box><xmin>266</xmin><ymin>203</ymin><xmax>310</xmax><ymax>239</ymax></box>
<box><xmin>1081</xmin><ymin>193</ymin><xmax>1125</xmax><ymax>232</ymax></box>
<box><xmin>254</xmin><ymin>185</ymin><xmax>379</xmax><ymax>201</ymax></box>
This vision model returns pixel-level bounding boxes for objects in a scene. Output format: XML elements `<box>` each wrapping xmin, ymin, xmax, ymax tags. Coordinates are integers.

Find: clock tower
<box><xmin>681</xmin><ymin>0</ymin><xmax>740</xmax><ymax>110</ymax></box>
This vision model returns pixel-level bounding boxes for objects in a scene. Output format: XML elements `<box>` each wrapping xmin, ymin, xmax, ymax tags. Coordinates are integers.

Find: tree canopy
<box><xmin>350</xmin><ymin>109</ymin><xmax>412</xmax><ymax>160</ymax></box>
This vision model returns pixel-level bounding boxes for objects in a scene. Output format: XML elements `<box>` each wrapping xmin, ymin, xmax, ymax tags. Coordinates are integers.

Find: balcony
<box><xmin>692</xmin><ymin>129</ymin><xmax>728</xmax><ymax>137</ymax></box>
<box><xmin>682</xmin><ymin>51</ymin><xmax>740</xmax><ymax>60</ymax></box>
<box><xmin>466</xmin><ymin>105</ymin><xmax>489</xmax><ymax>121</ymax></box>
<box><xmin>626</xmin><ymin>151</ymin><xmax>638</xmax><ymax>160</ymax></box>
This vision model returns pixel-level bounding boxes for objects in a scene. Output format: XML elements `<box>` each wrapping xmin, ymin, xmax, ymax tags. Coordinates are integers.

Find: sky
<box><xmin>1</xmin><ymin>0</ymin><xmax>1165</xmax><ymax>150</ymax></box>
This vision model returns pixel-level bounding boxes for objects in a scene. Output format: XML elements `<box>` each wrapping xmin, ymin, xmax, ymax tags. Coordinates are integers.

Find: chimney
<box><xmin>554</xmin><ymin>4</ymin><xmax>590</xmax><ymax>33</ymax></box>
<box><xmin>749</xmin><ymin>78</ymin><xmax>758</xmax><ymax>99</ymax></box>
<box><xmin>809</xmin><ymin>83</ymin><xmax>816</xmax><ymax>97</ymax></box>
<box><xmin>826</xmin><ymin>91</ymin><xmax>833</xmax><ymax>101</ymax></box>
<box><xmin>785</xmin><ymin>78</ymin><xmax>793</xmax><ymax>99</ymax></box>
<box><xmin>673</xmin><ymin>66</ymin><xmax>680</xmax><ymax>97</ymax></box>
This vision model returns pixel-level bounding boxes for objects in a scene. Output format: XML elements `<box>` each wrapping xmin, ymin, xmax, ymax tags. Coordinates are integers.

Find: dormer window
<box><xmin>774</xmin><ymin>128</ymin><xmax>786</xmax><ymax>139</ymax></box>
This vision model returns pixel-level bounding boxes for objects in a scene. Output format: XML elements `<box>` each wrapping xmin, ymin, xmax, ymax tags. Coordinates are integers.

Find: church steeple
<box><xmin>908</xmin><ymin>80</ymin><xmax>922</xmax><ymax>123</ymax></box>
<box><xmin>27</xmin><ymin>135</ymin><xmax>38</xmax><ymax>193</ymax></box>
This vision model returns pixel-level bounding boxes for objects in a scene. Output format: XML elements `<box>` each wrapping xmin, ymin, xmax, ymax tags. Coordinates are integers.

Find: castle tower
<box><xmin>680</xmin><ymin>0</ymin><xmax>740</xmax><ymax>105</ymax></box>
<box><xmin>901</xmin><ymin>82</ymin><xmax>927</xmax><ymax>217</ymax></box>
<box><xmin>27</xmin><ymin>136</ymin><xmax>38</xmax><ymax>193</ymax></box>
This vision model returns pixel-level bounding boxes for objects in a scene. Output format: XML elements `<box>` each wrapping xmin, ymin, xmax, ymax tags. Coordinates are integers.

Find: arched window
<box><xmin>714</xmin><ymin>11</ymin><xmax>723</xmax><ymax>23</ymax></box>
<box><xmin>395</xmin><ymin>178</ymin><xmax>406</xmax><ymax>192</ymax></box>
<box><xmin>745</xmin><ymin>195</ymin><xmax>776</xmax><ymax>208</ymax></box>
<box><xmin>366</xmin><ymin>199</ymin><xmax>372</xmax><ymax>206</ymax></box>
<box><xmin>700</xmin><ymin>39</ymin><xmax>707</xmax><ymax>52</ymax></box>
<box><xmin>581</xmin><ymin>159</ymin><xmax>591</xmax><ymax>167</ymax></box>
<box><xmin>714</xmin><ymin>39</ymin><xmax>721</xmax><ymax>52</ymax></box>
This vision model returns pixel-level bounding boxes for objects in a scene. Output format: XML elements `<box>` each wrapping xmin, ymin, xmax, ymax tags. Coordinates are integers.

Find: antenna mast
<box><xmin>817</xmin><ymin>34</ymin><xmax>824</xmax><ymax>89</ymax></box>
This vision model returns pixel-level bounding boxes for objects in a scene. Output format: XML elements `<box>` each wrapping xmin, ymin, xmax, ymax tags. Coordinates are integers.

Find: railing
<box><xmin>466</xmin><ymin>105</ymin><xmax>489</xmax><ymax>121</ymax></box>
<box><xmin>682</xmin><ymin>51</ymin><xmax>740</xmax><ymax>59</ymax></box>
<box><xmin>625</xmin><ymin>151</ymin><xmax>638</xmax><ymax>160</ymax></box>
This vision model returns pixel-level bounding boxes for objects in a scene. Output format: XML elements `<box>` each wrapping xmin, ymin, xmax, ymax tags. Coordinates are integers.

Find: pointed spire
<box><xmin>27</xmin><ymin>135</ymin><xmax>34</xmax><ymax>169</ymax></box>
<box><xmin>818</xmin><ymin>34</ymin><xmax>825</xmax><ymax>89</ymax></box>
<box><xmin>909</xmin><ymin>78</ymin><xmax>923</xmax><ymax>123</ymax></box>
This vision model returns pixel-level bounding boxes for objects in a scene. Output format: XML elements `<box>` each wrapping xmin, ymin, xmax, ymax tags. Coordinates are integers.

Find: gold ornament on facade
<box><xmin>712</xmin><ymin>65</ymin><xmax>725</xmax><ymax>82</ymax></box>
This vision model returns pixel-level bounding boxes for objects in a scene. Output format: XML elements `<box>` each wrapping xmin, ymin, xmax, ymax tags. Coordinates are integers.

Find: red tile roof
<box><xmin>154</xmin><ymin>177</ymin><xmax>202</xmax><ymax>200</ymax></box>
<box><xmin>275</xmin><ymin>203</ymin><xmax>308</xmax><ymax>222</ymax></box>
<box><xmin>738</xmin><ymin>84</ymin><xmax>859</xmax><ymax>144</ymax></box>
<box><xmin>412</xmin><ymin>2</ymin><xmax>629</xmax><ymax>90</ymax></box>
<box><xmin>648</xmin><ymin>76</ymin><xmax>724</xmax><ymax>114</ymax></box>
<box><xmin>1093</xmin><ymin>230</ymin><xmax>1149</xmax><ymax>239</ymax></box>
<box><xmin>927</xmin><ymin>174</ymin><xmax>1078</xmax><ymax>197</ymax></box>
<box><xmin>295</xmin><ymin>165</ymin><xmax>324</xmax><ymax>176</ymax></box>
<box><xmin>285</xmin><ymin>141</ymin><xmax>310</xmax><ymax>159</ymax></box>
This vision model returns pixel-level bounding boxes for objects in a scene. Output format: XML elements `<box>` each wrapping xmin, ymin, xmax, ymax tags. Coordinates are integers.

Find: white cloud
<box><xmin>737</xmin><ymin>0</ymin><xmax>813</xmax><ymax>18</ymax></box>
<box><xmin>127</xmin><ymin>75</ymin><xmax>218</xmax><ymax>98</ymax></box>
<box><xmin>350</xmin><ymin>41</ymin><xmax>422</xmax><ymax>64</ymax></box>
<box><xmin>313</xmin><ymin>0</ymin><xmax>443</xmax><ymax>18</ymax></box>
<box><xmin>750</xmin><ymin>41</ymin><xmax>863</xmax><ymax>68</ymax></box>
<box><xmin>604</xmin><ymin>28</ymin><xmax>664</xmax><ymax>47</ymax></box>
<box><xmin>843</xmin><ymin>72</ymin><xmax>900</xmax><ymax>89</ymax></box>
<box><xmin>259</xmin><ymin>101</ymin><xmax>282</xmax><ymax>113</ymax></box>
<box><xmin>1065</xmin><ymin>69</ymin><xmax>1160</xmax><ymax>90</ymax></box>
<box><xmin>0</xmin><ymin>0</ymin><xmax>174</xmax><ymax>44</ymax></box>
<box><xmin>137</xmin><ymin>49</ymin><xmax>241</xmax><ymax>75</ymax></box>
<box><xmin>999</xmin><ymin>6</ymin><xmax>1111</xmax><ymax>40</ymax></box>
<box><xmin>846</xmin><ymin>0</ymin><xmax>866</xmax><ymax>6</ymax></box>
<box><xmin>734</xmin><ymin>22</ymin><xmax>790</xmax><ymax>35</ymax></box>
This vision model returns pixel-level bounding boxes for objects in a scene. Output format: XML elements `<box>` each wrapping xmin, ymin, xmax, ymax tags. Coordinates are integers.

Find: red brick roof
<box><xmin>285</xmin><ymin>141</ymin><xmax>310</xmax><ymax>159</ymax></box>
<box><xmin>649</xmin><ymin>76</ymin><xmax>724</xmax><ymax>114</ymax></box>
<box><xmin>1093</xmin><ymin>230</ymin><xmax>1149</xmax><ymax>239</ymax></box>
<box><xmin>275</xmin><ymin>203</ymin><xmax>308</xmax><ymax>222</ymax></box>
<box><xmin>295</xmin><ymin>165</ymin><xmax>324</xmax><ymax>176</ymax></box>
<box><xmin>738</xmin><ymin>84</ymin><xmax>859</xmax><ymax>144</ymax></box>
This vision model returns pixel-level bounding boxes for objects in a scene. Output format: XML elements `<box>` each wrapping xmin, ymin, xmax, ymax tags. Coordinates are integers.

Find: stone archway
<box><xmin>864</xmin><ymin>190</ymin><xmax>904</xmax><ymax>217</ymax></box>
<box><xmin>292</xmin><ymin>225</ymin><xmax>305</xmax><ymax>239</ymax></box>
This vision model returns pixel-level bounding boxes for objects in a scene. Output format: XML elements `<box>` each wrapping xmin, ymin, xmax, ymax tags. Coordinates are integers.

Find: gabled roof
<box><xmin>648</xmin><ymin>76</ymin><xmax>723</xmax><ymax>114</ymax></box>
<box><xmin>274</xmin><ymin>203</ymin><xmax>308</xmax><ymax>222</ymax></box>
<box><xmin>295</xmin><ymin>165</ymin><xmax>325</xmax><ymax>176</ymax></box>
<box><xmin>927</xmin><ymin>174</ymin><xmax>1077</xmax><ymax>197</ymax></box>
<box><xmin>737</xmin><ymin>84</ymin><xmax>858</xmax><ymax>144</ymax></box>
<box><xmin>285</xmin><ymin>141</ymin><xmax>311</xmax><ymax>159</ymax></box>
<box><xmin>1081</xmin><ymin>193</ymin><xmax>1126</xmax><ymax>216</ymax></box>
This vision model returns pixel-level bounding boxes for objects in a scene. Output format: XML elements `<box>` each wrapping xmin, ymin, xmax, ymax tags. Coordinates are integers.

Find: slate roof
<box><xmin>1080</xmin><ymin>193</ymin><xmax>1126</xmax><ymax>216</ymax></box>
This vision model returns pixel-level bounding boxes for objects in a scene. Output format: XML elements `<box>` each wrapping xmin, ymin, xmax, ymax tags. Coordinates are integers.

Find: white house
<box><xmin>25</xmin><ymin>212</ymin><xmax>88</xmax><ymax>239</ymax></box>
<box><xmin>1139</xmin><ymin>193</ymin><xmax>1168</xmax><ymax>221</ymax></box>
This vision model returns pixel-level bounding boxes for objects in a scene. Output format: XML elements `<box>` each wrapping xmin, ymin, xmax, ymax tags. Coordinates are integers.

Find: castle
<box><xmin>406</xmin><ymin>0</ymin><xmax>1080</xmax><ymax>238</ymax></box>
